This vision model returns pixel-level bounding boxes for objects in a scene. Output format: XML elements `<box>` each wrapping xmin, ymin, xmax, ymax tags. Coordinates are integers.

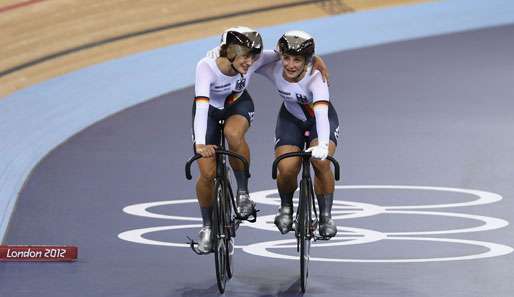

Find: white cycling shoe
<box><xmin>236</xmin><ymin>191</ymin><xmax>256</xmax><ymax>219</ymax></box>
<box><xmin>197</xmin><ymin>226</ymin><xmax>213</xmax><ymax>253</ymax></box>
<box><xmin>318</xmin><ymin>216</ymin><xmax>337</xmax><ymax>238</ymax></box>
<box><xmin>274</xmin><ymin>206</ymin><xmax>293</xmax><ymax>234</ymax></box>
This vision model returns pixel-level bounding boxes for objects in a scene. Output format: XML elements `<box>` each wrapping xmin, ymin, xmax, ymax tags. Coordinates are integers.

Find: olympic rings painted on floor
<box><xmin>118</xmin><ymin>185</ymin><xmax>513</xmax><ymax>263</ymax></box>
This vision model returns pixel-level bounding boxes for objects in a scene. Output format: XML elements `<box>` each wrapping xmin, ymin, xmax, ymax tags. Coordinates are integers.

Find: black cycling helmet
<box><xmin>277</xmin><ymin>30</ymin><xmax>315</xmax><ymax>63</ymax></box>
<box><xmin>220</xmin><ymin>26</ymin><xmax>263</xmax><ymax>60</ymax></box>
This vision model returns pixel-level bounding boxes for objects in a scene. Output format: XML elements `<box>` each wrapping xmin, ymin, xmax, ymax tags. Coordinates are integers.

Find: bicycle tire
<box><xmin>213</xmin><ymin>179</ymin><xmax>227</xmax><ymax>293</ymax></box>
<box><xmin>299</xmin><ymin>178</ymin><xmax>311</xmax><ymax>293</ymax></box>
<box><xmin>224</xmin><ymin>168</ymin><xmax>235</xmax><ymax>279</ymax></box>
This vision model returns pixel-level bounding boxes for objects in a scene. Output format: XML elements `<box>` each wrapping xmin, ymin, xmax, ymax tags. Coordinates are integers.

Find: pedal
<box><xmin>236</xmin><ymin>208</ymin><xmax>259</xmax><ymax>223</ymax></box>
<box><xmin>186</xmin><ymin>236</ymin><xmax>212</xmax><ymax>255</ymax></box>
<box><xmin>246</xmin><ymin>208</ymin><xmax>259</xmax><ymax>223</ymax></box>
<box><xmin>314</xmin><ymin>235</ymin><xmax>332</xmax><ymax>241</ymax></box>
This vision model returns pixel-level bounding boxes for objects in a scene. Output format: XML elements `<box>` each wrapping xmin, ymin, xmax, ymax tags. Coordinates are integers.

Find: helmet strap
<box><xmin>228</xmin><ymin>56</ymin><xmax>243</xmax><ymax>77</ymax></box>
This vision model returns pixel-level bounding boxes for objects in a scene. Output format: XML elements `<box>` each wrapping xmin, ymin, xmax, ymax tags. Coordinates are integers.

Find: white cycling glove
<box><xmin>306</xmin><ymin>142</ymin><xmax>329</xmax><ymax>160</ymax></box>
<box><xmin>206</xmin><ymin>46</ymin><xmax>221</xmax><ymax>59</ymax></box>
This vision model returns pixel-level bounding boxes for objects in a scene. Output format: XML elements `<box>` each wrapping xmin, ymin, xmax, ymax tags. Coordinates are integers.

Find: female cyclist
<box><xmin>257</xmin><ymin>30</ymin><xmax>340</xmax><ymax>238</ymax></box>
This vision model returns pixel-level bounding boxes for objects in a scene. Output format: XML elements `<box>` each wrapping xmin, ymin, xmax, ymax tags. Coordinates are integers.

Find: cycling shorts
<box><xmin>274</xmin><ymin>102</ymin><xmax>339</xmax><ymax>149</ymax></box>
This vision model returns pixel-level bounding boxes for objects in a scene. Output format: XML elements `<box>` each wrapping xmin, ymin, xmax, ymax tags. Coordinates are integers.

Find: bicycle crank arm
<box><xmin>186</xmin><ymin>236</ymin><xmax>212</xmax><ymax>255</ymax></box>
<box><xmin>314</xmin><ymin>235</ymin><xmax>333</xmax><ymax>241</ymax></box>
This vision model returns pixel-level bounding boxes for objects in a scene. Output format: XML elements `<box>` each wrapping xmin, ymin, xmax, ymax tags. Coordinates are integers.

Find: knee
<box><xmin>278</xmin><ymin>164</ymin><xmax>299</xmax><ymax>180</ymax></box>
<box><xmin>198</xmin><ymin>166</ymin><xmax>216</xmax><ymax>182</ymax></box>
<box><xmin>224</xmin><ymin>127</ymin><xmax>245</xmax><ymax>146</ymax></box>
<box><xmin>312</xmin><ymin>159</ymin><xmax>331</xmax><ymax>173</ymax></box>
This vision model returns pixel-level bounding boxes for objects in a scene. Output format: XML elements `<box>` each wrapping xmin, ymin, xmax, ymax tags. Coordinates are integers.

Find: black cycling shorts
<box><xmin>274</xmin><ymin>102</ymin><xmax>339</xmax><ymax>150</ymax></box>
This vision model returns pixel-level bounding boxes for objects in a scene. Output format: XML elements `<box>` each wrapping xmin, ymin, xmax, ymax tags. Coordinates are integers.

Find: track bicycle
<box><xmin>272</xmin><ymin>151</ymin><xmax>340</xmax><ymax>293</ymax></box>
<box><xmin>185</xmin><ymin>120</ymin><xmax>256</xmax><ymax>293</ymax></box>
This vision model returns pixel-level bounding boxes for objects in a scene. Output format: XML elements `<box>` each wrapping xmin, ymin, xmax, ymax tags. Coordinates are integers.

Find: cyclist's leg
<box><xmin>196</xmin><ymin>158</ymin><xmax>217</xmax><ymax>214</ymax></box>
<box><xmin>225</xmin><ymin>114</ymin><xmax>256</xmax><ymax>217</ymax></box>
<box><xmin>223</xmin><ymin>91</ymin><xmax>255</xmax><ymax>217</ymax></box>
<box><xmin>224</xmin><ymin>114</ymin><xmax>250</xmax><ymax>188</ymax></box>
<box><xmin>274</xmin><ymin>105</ymin><xmax>304</xmax><ymax>234</ymax></box>
<box><xmin>274</xmin><ymin>145</ymin><xmax>301</xmax><ymax>234</ymax></box>
<box><xmin>196</xmin><ymin>158</ymin><xmax>216</xmax><ymax>252</ymax></box>
<box><xmin>193</xmin><ymin>103</ymin><xmax>221</xmax><ymax>221</ymax></box>
<box><xmin>224</xmin><ymin>90</ymin><xmax>253</xmax><ymax>183</ymax></box>
<box><xmin>309</xmin><ymin>139</ymin><xmax>337</xmax><ymax>195</ymax></box>
<box><xmin>309</xmin><ymin>139</ymin><xmax>337</xmax><ymax>237</ymax></box>
<box><xmin>275</xmin><ymin>145</ymin><xmax>302</xmax><ymax>202</ymax></box>
<box><xmin>192</xmin><ymin>102</ymin><xmax>222</xmax><ymax>252</ymax></box>
<box><xmin>275</xmin><ymin>104</ymin><xmax>306</xmax><ymax>197</ymax></box>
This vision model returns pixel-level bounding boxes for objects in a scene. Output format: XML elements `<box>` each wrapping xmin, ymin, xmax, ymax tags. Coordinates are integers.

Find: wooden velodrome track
<box><xmin>0</xmin><ymin>0</ymin><xmax>429</xmax><ymax>98</ymax></box>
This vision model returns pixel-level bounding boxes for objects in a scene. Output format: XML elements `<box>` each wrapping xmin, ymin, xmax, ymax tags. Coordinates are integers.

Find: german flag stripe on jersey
<box><xmin>299</xmin><ymin>101</ymin><xmax>329</xmax><ymax>118</ymax></box>
<box><xmin>194</xmin><ymin>96</ymin><xmax>209</xmax><ymax>103</ymax></box>
<box><xmin>300</xmin><ymin>103</ymin><xmax>315</xmax><ymax>118</ymax></box>
<box><xmin>225</xmin><ymin>92</ymin><xmax>241</xmax><ymax>106</ymax></box>
<box><xmin>313</xmin><ymin>100</ymin><xmax>329</xmax><ymax>107</ymax></box>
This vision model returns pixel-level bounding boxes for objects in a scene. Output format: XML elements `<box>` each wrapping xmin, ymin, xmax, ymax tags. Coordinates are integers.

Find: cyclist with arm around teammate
<box><xmin>258</xmin><ymin>31</ymin><xmax>339</xmax><ymax>238</ymax></box>
<box><xmin>193</xmin><ymin>26</ymin><xmax>263</xmax><ymax>253</ymax></box>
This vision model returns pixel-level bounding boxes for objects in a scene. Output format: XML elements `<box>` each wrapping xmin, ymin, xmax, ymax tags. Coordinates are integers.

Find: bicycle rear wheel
<box><xmin>299</xmin><ymin>178</ymin><xmax>312</xmax><ymax>293</ymax></box>
<box><xmin>213</xmin><ymin>179</ymin><xmax>228</xmax><ymax>293</ymax></box>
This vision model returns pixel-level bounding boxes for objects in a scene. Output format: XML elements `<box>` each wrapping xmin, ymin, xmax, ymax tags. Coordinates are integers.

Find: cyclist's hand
<box><xmin>206</xmin><ymin>46</ymin><xmax>221</xmax><ymax>59</ymax></box>
<box><xmin>195</xmin><ymin>144</ymin><xmax>217</xmax><ymax>158</ymax></box>
<box><xmin>311</xmin><ymin>56</ymin><xmax>330</xmax><ymax>85</ymax></box>
<box><xmin>306</xmin><ymin>143</ymin><xmax>329</xmax><ymax>160</ymax></box>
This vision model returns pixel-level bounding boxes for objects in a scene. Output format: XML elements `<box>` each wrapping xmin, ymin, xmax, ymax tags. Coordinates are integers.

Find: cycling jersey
<box><xmin>257</xmin><ymin>60</ymin><xmax>335</xmax><ymax>147</ymax></box>
<box><xmin>257</xmin><ymin>60</ymin><xmax>329</xmax><ymax>122</ymax></box>
<box><xmin>193</xmin><ymin>50</ymin><xmax>278</xmax><ymax>145</ymax></box>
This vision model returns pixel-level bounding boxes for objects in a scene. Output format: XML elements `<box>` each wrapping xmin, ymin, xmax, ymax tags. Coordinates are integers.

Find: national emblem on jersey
<box><xmin>235</xmin><ymin>77</ymin><xmax>247</xmax><ymax>91</ymax></box>
<box><xmin>295</xmin><ymin>93</ymin><xmax>309</xmax><ymax>104</ymax></box>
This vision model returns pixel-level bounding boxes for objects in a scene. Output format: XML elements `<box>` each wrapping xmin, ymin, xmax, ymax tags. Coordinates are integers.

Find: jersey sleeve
<box><xmin>314</xmin><ymin>104</ymin><xmax>330</xmax><ymax>145</ymax></box>
<box><xmin>193</xmin><ymin>59</ymin><xmax>215</xmax><ymax>145</ymax></box>
<box><xmin>254</xmin><ymin>49</ymin><xmax>280</xmax><ymax>71</ymax></box>
<box><xmin>310</xmin><ymin>71</ymin><xmax>331</xmax><ymax>145</ymax></box>
<box><xmin>194</xmin><ymin>59</ymin><xmax>215</xmax><ymax>98</ymax></box>
<box><xmin>255</xmin><ymin>61</ymin><xmax>275</xmax><ymax>82</ymax></box>
<box><xmin>309</xmin><ymin>71</ymin><xmax>330</xmax><ymax>104</ymax></box>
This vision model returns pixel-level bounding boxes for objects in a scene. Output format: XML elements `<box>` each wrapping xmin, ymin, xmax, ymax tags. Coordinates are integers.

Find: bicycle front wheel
<box><xmin>212</xmin><ymin>179</ymin><xmax>228</xmax><ymax>293</ymax></box>
<box><xmin>299</xmin><ymin>178</ymin><xmax>312</xmax><ymax>293</ymax></box>
<box><xmin>225</xmin><ymin>167</ymin><xmax>236</xmax><ymax>279</ymax></box>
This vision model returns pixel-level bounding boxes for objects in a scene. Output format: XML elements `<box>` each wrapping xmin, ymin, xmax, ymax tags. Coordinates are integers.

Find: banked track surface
<box><xmin>1</xmin><ymin>25</ymin><xmax>514</xmax><ymax>297</ymax></box>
